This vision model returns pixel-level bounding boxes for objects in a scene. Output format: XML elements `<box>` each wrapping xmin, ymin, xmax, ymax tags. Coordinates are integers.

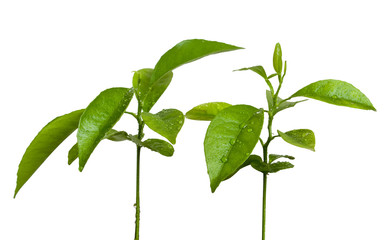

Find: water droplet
<box><xmin>179</xmin><ymin>120</ymin><xmax>183</xmax><ymax>124</ymax></box>
<box><xmin>239</xmin><ymin>123</ymin><xmax>245</xmax><ymax>129</ymax></box>
<box><xmin>245</xmin><ymin>153</ymin><xmax>250</xmax><ymax>156</ymax></box>
<box><xmin>332</xmin><ymin>95</ymin><xmax>338</xmax><ymax>99</ymax></box>
<box><xmin>221</xmin><ymin>156</ymin><xmax>228</xmax><ymax>163</ymax></box>
<box><xmin>229</xmin><ymin>139</ymin><xmax>236</xmax><ymax>145</ymax></box>
<box><xmin>247</xmin><ymin>128</ymin><xmax>253</xmax><ymax>132</ymax></box>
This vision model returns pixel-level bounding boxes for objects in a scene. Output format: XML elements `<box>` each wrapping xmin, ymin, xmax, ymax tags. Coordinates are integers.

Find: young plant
<box><xmin>186</xmin><ymin>43</ymin><xmax>376</xmax><ymax>240</ymax></box>
<box><xmin>14</xmin><ymin>39</ymin><xmax>242</xmax><ymax>240</ymax></box>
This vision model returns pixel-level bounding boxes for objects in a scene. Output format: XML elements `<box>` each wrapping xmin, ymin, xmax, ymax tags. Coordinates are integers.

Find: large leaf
<box><xmin>291</xmin><ymin>79</ymin><xmax>376</xmax><ymax>111</ymax></box>
<box><xmin>185</xmin><ymin>102</ymin><xmax>232</xmax><ymax>121</ymax></box>
<box><xmin>142</xmin><ymin>109</ymin><xmax>184</xmax><ymax>144</ymax></box>
<box><xmin>273</xmin><ymin>43</ymin><xmax>282</xmax><ymax>75</ymax></box>
<box><xmin>204</xmin><ymin>105</ymin><xmax>264</xmax><ymax>192</ymax></box>
<box><xmin>278</xmin><ymin>129</ymin><xmax>315</xmax><ymax>151</ymax></box>
<box><xmin>77</xmin><ymin>88</ymin><xmax>134</xmax><ymax>171</ymax></box>
<box><xmin>14</xmin><ymin>109</ymin><xmax>84</xmax><ymax>197</ymax></box>
<box><xmin>142</xmin><ymin>139</ymin><xmax>174</xmax><ymax>157</ymax></box>
<box><xmin>142</xmin><ymin>39</ymin><xmax>242</xmax><ymax>112</ymax></box>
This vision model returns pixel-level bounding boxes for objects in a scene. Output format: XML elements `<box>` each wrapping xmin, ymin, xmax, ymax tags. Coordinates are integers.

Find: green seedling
<box><xmin>186</xmin><ymin>43</ymin><xmax>376</xmax><ymax>240</ymax></box>
<box><xmin>14</xmin><ymin>39</ymin><xmax>242</xmax><ymax>240</ymax></box>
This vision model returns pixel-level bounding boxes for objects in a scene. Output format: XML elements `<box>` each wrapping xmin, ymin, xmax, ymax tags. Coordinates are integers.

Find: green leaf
<box><xmin>141</xmin><ymin>39</ymin><xmax>242</xmax><ymax>112</ymax></box>
<box><xmin>275</xmin><ymin>97</ymin><xmax>306</xmax><ymax>115</ymax></box>
<box><xmin>142</xmin><ymin>109</ymin><xmax>184</xmax><ymax>144</ymax></box>
<box><xmin>68</xmin><ymin>143</ymin><xmax>79</xmax><ymax>165</ymax></box>
<box><xmin>269</xmin><ymin>154</ymin><xmax>295</xmax><ymax>164</ymax></box>
<box><xmin>273</xmin><ymin>43</ymin><xmax>282</xmax><ymax>74</ymax></box>
<box><xmin>139</xmin><ymin>69</ymin><xmax>174</xmax><ymax>112</ymax></box>
<box><xmin>14</xmin><ymin>109</ymin><xmax>84</xmax><ymax>197</ymax></box>
<box><xmin>268</xmin><ymin>73</ymin><xmax>278</xmax><ymax>79</ymax></box>
<box><xmin>235</xmin><ymin>66</ymin><xmax>267</xmax><ymax>79</ymax></box>
<box><xmin>223</xmin><ymin>154</ymin><xmax>261</xmax><ymax>181</ymax></box>
<box><xmin>142</xmin><ymin>139</ymin><xmax>174</xmax><ymax>157</ymax></box>
<box><xmin>77</xmin><ymin>88</ymin><xmax>134</xmax><ymax>171</ymax></box>
<box><xmin>68</xmin><ymin>129</ymin><xmax>129</xmax><ymax>165</ymax></box>
<box><xmin>269</xmin><ymin>161</ymin><xmax>294</xmax><ymax>173</ymax></box>
<box><xmin>291</xmin><ymin>79</ymin><xmax>376</xmax><ymax>111</ymax></box>
<box><xmin>278</xmin><ymin>129</ymin><xmax>315</xmax><ymax>151</ymax></box>
<box><xmin>186</xmin><ymin>102</ymin><xmax>232</xmax><ymax>121</ymax></box>
<box><xmin>204</xmin><ymin>105</ymin><xmax>264</xmax><ymax>192</ymax></box>
<box><xmin>266</xmin><ymin>90</ymin><xmax>274</xmax><ymax>111</ymax></box>
<box><xmin>132</xmin><ymin>68</ymin><xmax>153</xmax><ymax>102</ymax></box>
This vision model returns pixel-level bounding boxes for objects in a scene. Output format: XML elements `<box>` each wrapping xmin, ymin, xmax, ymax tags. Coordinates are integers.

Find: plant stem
<box><xmin>262</xmin><ymin>173</ymin><xmax>268</xmax><ymax>240</ymax></box>
<box><xmin>134</xmin><ymin>102</ymin><xmax>144</xmax><ymax>240</ymax></box>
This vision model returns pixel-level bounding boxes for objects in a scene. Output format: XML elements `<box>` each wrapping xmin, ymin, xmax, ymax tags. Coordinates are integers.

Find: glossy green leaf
<box><xmin>185</xmin><ymin>102</ymin><xmax>232</xmax><ymax>121</ymax></box>
<box><xmin>68</xmin><ymin>129</ymin><xmax>130</xmax><ymax>165</ymax></box>
<box><xmin>139</xmin><ymin>70</ymin><xmax>173</xmax><ymax>112</ymax></box>
<box><xmin>142</xmin><ymin>109</ymin><xmax>184</xmax><ymax>144</ymax></box>
<box><xmin>204</xmin><ymin>105</ymin><xmax>264</xmax><ymax>192</ymax></box>
<box><xmin>132</xmin><ymin>68</ymin><xmax>153</xmax><ymax>102</ymax></box>
<box><xmin>77</xmin><ymin>88</ymin><xmax>134</xmax><ymax>171</ymax></box>
<box><xmin>250</xmin><ymin>156</ymin><xmax>294</xmax><ymax>174</ymax></box>
<box><xmin>275</xmin><ymin>97</ymin><xmax>306</xmax><ymax>115</ymax></box>
<box><xmin>269</xmin><ymin>154</ymin><xmax>295</xmax><ymax>164</ymax></box>
<box><xmin>266</xmin><ymin>90</ymin><xmax>274</xmax><ymax>111</ymax></box>
<box><xmin>235</xmin><ymin>66</ymin><xmax>267</xmax><ymax>79</ymax></box>
<box><xmin>14</xmin><ymin>109</ymin><xmax>84</xmax><ymax>197</ymax></box>
<box><xmin>223</xmin><ymin>154</ymin><xmax>261</xmax><ymax>181</ymax></box>
<box><xmin>291</xmin><ymin>79</ymin><xmax>376</xmax><ymax>111</ymax></box>
<box><xmin>268</xmin><ymin>73</ymin><xmax>278</xmax><ymax>79</ymax></box>
<box><xmin>273</xmin><ymin>43</ymin><xmax>282</xmax><ymax>74</ymax></box>
<box><xmin>141</xmin><ymin>39</ymin><xmax>242</xmax><ymax>112</ymax></box>
<box><xmin>269</xmin><ymin>161</ymin><xmax>294</xmax><ymax>173</ymax></box>
<box><xmin>142</xmin><ymin>139</ymin><xmax>174</xmax><ymax>157</ymax></box>
<box><xmin>278</xmin><ymin>129</ymin><xmax>315</xmax><ymax>151</ymax></box>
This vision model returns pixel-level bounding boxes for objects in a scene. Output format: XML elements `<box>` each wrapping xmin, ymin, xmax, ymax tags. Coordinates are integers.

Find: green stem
<box><xmin>134</xmin><ymin>102</ymin><xmax>144</xmax><ymax>240</ymax></box>
<box><xmin>262</xmin><ymin>173</ymin><xmax>268</xmax><ymax>240</ymax></box>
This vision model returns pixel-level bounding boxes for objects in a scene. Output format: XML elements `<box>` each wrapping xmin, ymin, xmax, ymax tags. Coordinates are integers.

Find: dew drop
<box><xmin>179</xmin><ymin>120</ymin><xmax>183</xmax><ymax>124</ymax></box>
<box><xmin>229</xmin><ymin>139</ymin><xmax>236</xmax><ymax>145</ymax></box>
<box><xmin>247</xmin><ymin>128</ymin><xmax>253</xmax><ymax>132</ymax></box>
<box><xmin>221</xmin><ymin>156</ymin><xmax>228</xmax><ymax>163</ymax></box>
<box><xmin>239</xmin><ymin>123</ymin><xmax>245</xmax><ymax>129</ymax></box>
<box><xmin>245</xmin><ymin>153</ymin><xmax>250</xmax><ymax>156</ymax></box>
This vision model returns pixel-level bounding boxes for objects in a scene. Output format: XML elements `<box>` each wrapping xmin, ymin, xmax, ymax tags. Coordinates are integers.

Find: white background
<box><xmin>1</xmin><ymin>0</ymin><xmax>386</xmax><ymax>239</ymax></box>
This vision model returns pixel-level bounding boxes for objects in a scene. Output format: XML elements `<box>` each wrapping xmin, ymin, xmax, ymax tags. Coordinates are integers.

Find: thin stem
<box><xmin>134</xmin><ymin>101</ymin><xmax>144</xmax><ymax>240</ymax></box>
<box><xmin>262</xmin><ymin>173</ymin><xmax>268</xmax><ymax>240</ymax></box>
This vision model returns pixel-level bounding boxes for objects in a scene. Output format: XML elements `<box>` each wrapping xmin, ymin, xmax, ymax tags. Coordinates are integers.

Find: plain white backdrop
<box><xmin>1</xmin><ymin>0</ymin><xmax>386</xmax><ymax>239</ymax></box>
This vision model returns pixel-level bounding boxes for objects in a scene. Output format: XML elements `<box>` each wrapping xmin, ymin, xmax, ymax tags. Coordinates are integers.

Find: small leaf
<box><xmin>77</xmin><ymin>88</ymin><xmax>134</xmax><ymax>171</ymax></box>
<box><xmin>204</xmin><ymin>105</ymin><xmax>264</xmax><ymax>192</ymax></box>
<box><xmin>68</xmin><ymin>129</ymin><xmax>130</xmax><ymax>165</ymax></box>
<box><xmin>278</xmin><ymin>129</ymin><xmax>315</xmax><ymax>151</ymax></box>
<box><xmin>291</xmin><ymin>79</ymin><xmax>376</xmax><ymax>111</ymax></box>
<box><xmin>142</xmin><ymin>109</ymin><xmax>184</xmax><ymax>144</ymax></box>
<box><xmin>143</xmin><ymin>39</ymin><xmax>242</xmax><ymax>112</ymax></box>
<box><xmin>14</xmin><ymin>109</ymin><xmax>84</xmax><ymax>197</ymax></box>
<box><xmin>274</xmin><ymin>97</ymin><xmax>306</xmax><ymax>115</ymax></box>
<box><xmin>142</xmin><ymin>139</ymin><xmax>174</xmax><ymax>157</ymax></box>
<box><xmin>268</xmin><ymin>161</ymin><xmax>294</xmax><ymax>173</ymax></box>
<box><xmin>273</xmin><ymin>43</ymin><xmax>282</xmax><ymax>74</ymax></box>
<box><xmin>68</xmin><ymin>143</ymin><xmax>79</xmax><ymax>165</ymax></box>
<box><xmin>250</xmin><ymin>155</ymin><xmax>269</xmax><ymax>173</ymax></box>
<box><xmin>266</xmin><ymin>90</ymin><xmax>274</xmax><ymax>111</ymax></box>
<box><xmin>234</xmin><ymin>65</ymin><xmax>267</xmax><ymax>79</ymax></box>
<box><xmin>268</xmin><ymin>73</ymin><xmax>278</xmax><ymax>79</ymax></box>
<box><xmin>132</xmin><ymin>68</ymin><xmax>153</xmax><ymax>102</ymax></box>
<box><xmin>269</xmin><ymin>154</ymin><xmax>295</xmax><ymax>164</ymax></box>
<box><xmin>186</xmin><ymin>102</ymin><xmax>232</xmax><ymax>121</ymax></box>
<box><xmin>223</xmin><ymin>154</ymin><xmax>262</xmax><ymax>181</ymax></box>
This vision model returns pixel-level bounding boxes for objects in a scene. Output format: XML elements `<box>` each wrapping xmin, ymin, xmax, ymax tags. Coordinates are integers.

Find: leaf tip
<box><xmin>78</xmin><ymin>166</ymin><xmax>84</xmax><ymax>172</ymax></box>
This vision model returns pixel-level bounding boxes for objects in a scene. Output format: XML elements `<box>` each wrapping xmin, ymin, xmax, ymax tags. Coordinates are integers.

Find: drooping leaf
<box><xmin>204</xmin><ymin>105</ymin><xmax>264</xmax><ymax>192</ymax></box>
<box><xmin>278</xmin><ymin>129</ymin><xmax>315</xmax><ymax>151</ymax></box>
<box><xmin>142</xmin><ymin>109</ymin><xmax>184</xmax><ymax>144</ymax></box>
<box><xmin>274</xmin><ymin>97</ymin><xmax>306</xmax><ymax>115</ymax></box>
<box><xmin>291</xmin><ymin>79</ymin><xmax>376</xmax><ymax>111</ymax></box>
<box><xmin>14</xmin><ymin>109</ymin><xmax>84</xmax><ymax>197</ymax></box>
<box><xmin>185</xmin><ymin>102</ymin><xmax>232</xmax><ymax>121</ymax></box>
<box><xmin>77</xmin><ymin>88</ymin><xmax>134</xmax><ymax>171</ymax></box>
<box><xmin>235</xmin><ymin>66</ymin><xmax>267</xmax><ymax>79</ymax></box>
<box><xmin>269</xmin><ymin>154</ymin><xmax>295</xmax><ymax>164</ymax></box>
<box><xmin>142</xmin><ymin>139</ymin><xmax>174</xmax><ymax>157</ymax></box>
<box><xmin>273</xmin><ymin>43</ymin><xmax>282</xmax><ymax>74</ymax></box>
<box><xmin>68</xmin><ymin>129</ymin><xmax>130</xmax><ymax>165</ymax></box>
